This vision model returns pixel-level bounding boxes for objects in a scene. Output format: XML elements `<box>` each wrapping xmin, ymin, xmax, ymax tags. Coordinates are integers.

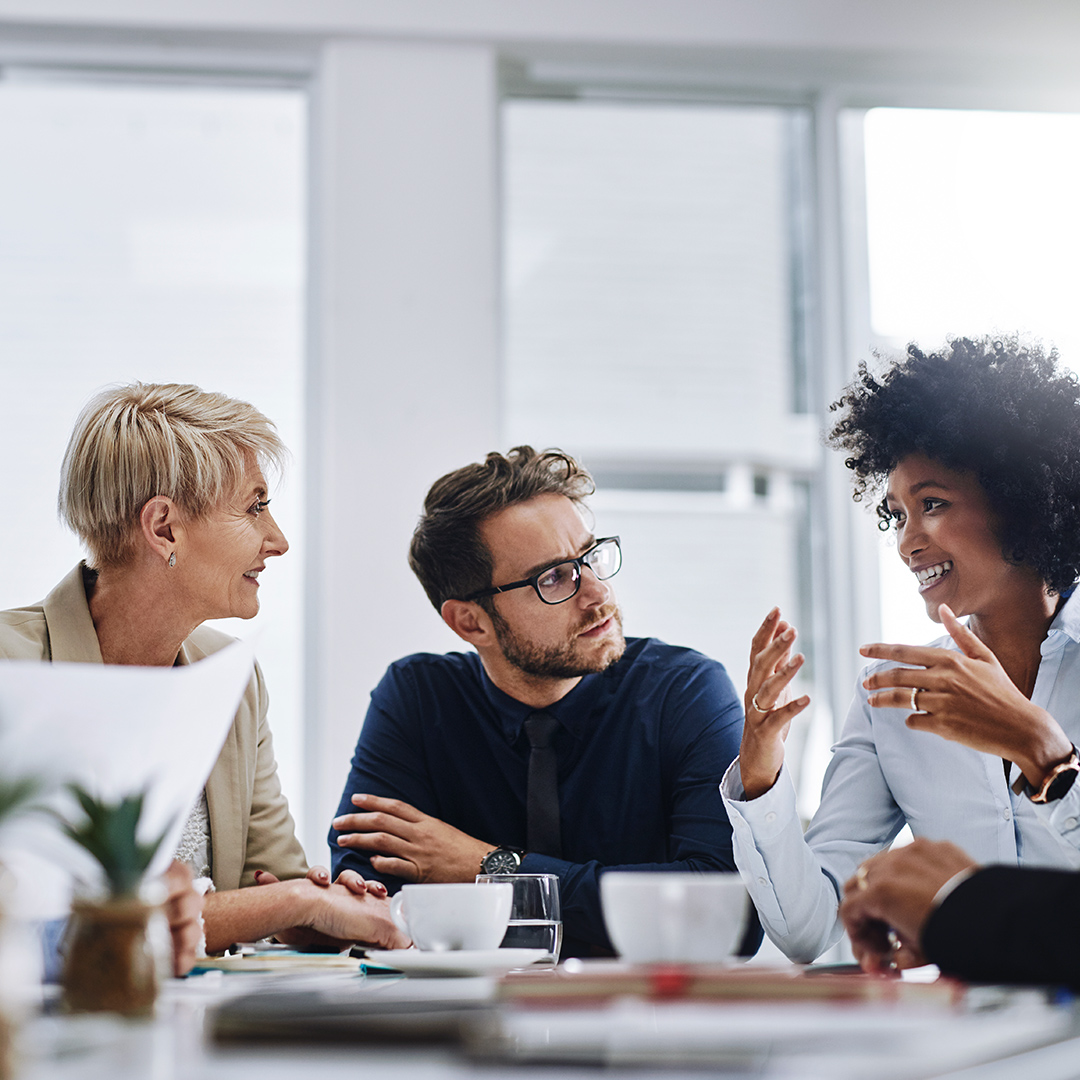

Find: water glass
<box><xmin>475</xmin><ymin>872</ymin><xmax>562</xmax><ymax>963</ymax></box>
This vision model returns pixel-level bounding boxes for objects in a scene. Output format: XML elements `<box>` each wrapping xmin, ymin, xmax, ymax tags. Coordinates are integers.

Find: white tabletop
<box><xmin>15</xmin><ymin>967</ymin><xmax>1080</xmax><ymax>1080</ymax></box>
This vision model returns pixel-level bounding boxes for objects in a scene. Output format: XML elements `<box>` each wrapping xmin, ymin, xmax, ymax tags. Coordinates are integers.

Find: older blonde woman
<box><xmin>0</xmin><ymin>382</ymin><xmax>406</xmax><ymax>955</ymax></box>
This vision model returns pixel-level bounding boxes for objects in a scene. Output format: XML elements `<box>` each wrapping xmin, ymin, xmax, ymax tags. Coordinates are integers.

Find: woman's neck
<box><xmin>87</xmin><ymin>562</ymin><xmax>200</xmax><ymax>667</ymax></box>
<box><xmin>968</xmin><ymin>587</ymin><xmax>1063</xmax><ymax>699</ymax></box>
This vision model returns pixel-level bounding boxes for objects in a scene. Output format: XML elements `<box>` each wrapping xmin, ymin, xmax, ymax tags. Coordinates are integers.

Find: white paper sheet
<box><xmin>0</xmin><ymin>639</ymin><xmax>255</xmax><ymax>918</ymax></box>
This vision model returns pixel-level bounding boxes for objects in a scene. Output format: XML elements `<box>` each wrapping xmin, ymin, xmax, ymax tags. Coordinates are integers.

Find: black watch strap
<box><xmin>1025</xmin><ymin>745</ymin><xmax>1080</xmax><ymax>804</ymax></box>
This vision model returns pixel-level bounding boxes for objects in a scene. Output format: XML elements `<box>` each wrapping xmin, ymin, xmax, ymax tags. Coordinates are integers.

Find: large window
<box><xmin>0</xmin><ymin>78</ymin><xmax>308</xmax><ymax>832</ymax></box>
<box><xmin>856</xmin><ymin>107</ymin><xmax>1080</xmax><ymax>647</ymax></box>
<box><xmin>503</xmin><ymin>99</ymin><xmax>827</xmax><ymax>811</ymax></box>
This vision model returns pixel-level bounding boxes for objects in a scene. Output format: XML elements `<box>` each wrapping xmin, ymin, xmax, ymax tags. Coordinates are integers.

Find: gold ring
<box><xmin>855</xmin><ymin>865</ymin><xmax>869</xmax><ymax>892</ymax></box>
<box><xmin>751</xmin><ymin>692</ymin><xmax>769</xmax><ymax>713</ymax></box>
<box><xmin>910</xmin><ymin>686</ymin><xmax>920</xmax><ymax>712</ymax></box>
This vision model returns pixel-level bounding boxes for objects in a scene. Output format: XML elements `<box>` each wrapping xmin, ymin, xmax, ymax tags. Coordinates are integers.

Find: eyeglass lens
<box><xmin>536</xmin><ymin>539</ymin><xmax>621</xmax><ymax>603</ymax></box>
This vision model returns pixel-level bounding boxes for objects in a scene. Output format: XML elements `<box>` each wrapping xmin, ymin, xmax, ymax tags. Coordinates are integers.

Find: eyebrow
<box><xmin>521</xmin><ymin>536</ymin><xmax>597</xmax><ymax>580</ymax></box>
<box><xmin>885</xmin><ymin>479</ymin><xmax>953</xmax><ymax>503</ymax></box>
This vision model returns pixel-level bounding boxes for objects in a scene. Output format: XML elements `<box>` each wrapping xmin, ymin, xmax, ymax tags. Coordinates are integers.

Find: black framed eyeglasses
<box><xmin>463</xmin><ymin>536</ymin><xmax>622</xmax><ymax>606</ymax></box>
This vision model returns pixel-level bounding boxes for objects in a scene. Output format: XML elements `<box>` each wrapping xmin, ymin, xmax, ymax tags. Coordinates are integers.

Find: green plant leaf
<box><xmin>0</xmin><ymin>776</ymin><xmax>40</xmax><ymax>822</ymax></box>
<box><xmin>56</xmin><ymin>784</ymin><xmax>173</xmax><ymax>898</ymax></box>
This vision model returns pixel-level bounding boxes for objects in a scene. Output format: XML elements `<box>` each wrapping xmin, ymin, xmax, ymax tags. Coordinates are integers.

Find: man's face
<box><xmin>478</xmin><ymin>493</ymin><xmax>625</xmax><ymax>679</ymax></box>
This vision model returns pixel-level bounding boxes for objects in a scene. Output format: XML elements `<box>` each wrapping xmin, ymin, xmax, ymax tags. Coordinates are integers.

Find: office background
<box><xmin>1</xmin><ymin>1</ymin><xmax>1079</xmax><ymax>862</ymax></box>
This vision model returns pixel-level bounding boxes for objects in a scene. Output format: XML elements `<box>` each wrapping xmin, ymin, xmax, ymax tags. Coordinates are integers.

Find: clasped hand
<box><xmin>253</xmin><ymin>864</ymin><xmax>406</xmax><ymax>950</ymax></box>
<box><xmin>839</xmin><ymin>839</ymin><xmax>977</xmax><ymax>974</ymax></box>
<box><xmin>333</xmin><ymin>794</ymin><xmax>494</xmax><ymax>883</ymax></box>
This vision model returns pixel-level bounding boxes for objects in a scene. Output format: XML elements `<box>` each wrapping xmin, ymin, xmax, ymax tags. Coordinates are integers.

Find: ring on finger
<box><xmin>909</xmin><ymin>686</ymin><xmax>920</xmax><ymax>712</ymax></box>
<box><xmin>751</xmin><ymin>692</ymin><xmax>770</xmax><ymax>714</ymax></box>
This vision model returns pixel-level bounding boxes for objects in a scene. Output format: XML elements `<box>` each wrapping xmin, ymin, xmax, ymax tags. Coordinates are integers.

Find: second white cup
<box><xmin>390</xmin><ymin>882</ymin><xmax>512</xmax><ymax>951</ymax></box>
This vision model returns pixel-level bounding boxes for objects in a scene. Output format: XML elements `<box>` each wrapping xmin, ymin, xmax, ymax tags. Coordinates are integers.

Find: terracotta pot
<box><xmin>62</xmin><ymin>897</ymin><xmax>159</xmax><ymax>1017</ymax></box>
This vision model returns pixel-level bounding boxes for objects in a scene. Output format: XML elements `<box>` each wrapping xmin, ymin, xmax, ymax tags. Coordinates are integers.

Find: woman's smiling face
<box><xmin>176</xmin><ymin>465</ymin><xmax>288</xmax><ymax>623</ymax></box>
<box><xmin>885</xmin><ymin>453</ymin><xmax>1041</xmax><ymax>623</ymax></box>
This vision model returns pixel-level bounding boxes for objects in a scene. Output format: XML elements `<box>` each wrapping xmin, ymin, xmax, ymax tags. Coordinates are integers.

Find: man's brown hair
<box><xmin>409</xmin><ymin>446</ymin><xmax>594</xmax><ymax>611</ymax></box>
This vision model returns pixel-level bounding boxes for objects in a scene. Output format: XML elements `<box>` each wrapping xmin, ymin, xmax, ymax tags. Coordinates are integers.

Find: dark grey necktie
<box><xmin>524</xmin><ymin>710</ymin><xmax>563</xmax><ymax>858</ymax></box>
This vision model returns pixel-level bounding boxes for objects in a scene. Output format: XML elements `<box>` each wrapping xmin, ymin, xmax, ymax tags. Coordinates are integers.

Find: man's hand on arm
<box><xmin>332</xmin><ymin>793</ymin><xmax>495</xmax><ymax>883</ymax></box>
<box><xmin>839</xmin><ymin>838</ymin><xmax>978</xmax><ymax>974</ymax></box>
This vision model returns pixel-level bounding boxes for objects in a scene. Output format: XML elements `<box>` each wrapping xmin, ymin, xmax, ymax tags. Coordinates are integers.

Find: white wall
<box><xmin>304</xmin><ymin>40</ymin><xmax>499</xmax><ymax>859</ymax></box>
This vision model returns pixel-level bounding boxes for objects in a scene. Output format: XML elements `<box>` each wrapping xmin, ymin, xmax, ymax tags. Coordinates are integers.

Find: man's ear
<box><xmin>441</xmin><ymin>598</ymin><xmax>497</xmax><ymax>648</ymax></box>
<box><xmin>139</xmin><ymin>496</ymin><xmax>179</xmax><ymax>565</ymax></box>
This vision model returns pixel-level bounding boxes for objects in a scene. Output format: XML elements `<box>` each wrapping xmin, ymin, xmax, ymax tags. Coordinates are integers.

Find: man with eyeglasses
<box><xmin>329</xmin><ymin>446</ymin><xmax>752</xmax><ymax>957</ymax></box>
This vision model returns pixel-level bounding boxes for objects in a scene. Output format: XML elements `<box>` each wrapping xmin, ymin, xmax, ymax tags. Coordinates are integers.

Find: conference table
<box><xmin>15</xmin><ymin>956</ymin><xmax>1080</xmax><ymax>1080</ymax></box>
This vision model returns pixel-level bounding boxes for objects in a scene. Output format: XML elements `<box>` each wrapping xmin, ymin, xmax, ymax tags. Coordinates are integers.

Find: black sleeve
<box><xmin>923</xmin><ymin>864</ymin><xmax>1080</xmax><ymax>988</ymax></box>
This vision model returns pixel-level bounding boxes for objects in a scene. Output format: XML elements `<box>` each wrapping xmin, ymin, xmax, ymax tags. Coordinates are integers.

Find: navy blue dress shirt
<box><xmin>330</xmin><ymin>637</ymin><xmax>746</xmax><ymax>955</ymax></box>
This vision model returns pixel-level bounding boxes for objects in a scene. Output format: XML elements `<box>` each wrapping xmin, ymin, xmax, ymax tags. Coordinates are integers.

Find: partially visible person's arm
<box><xmin>838</xmin><ymin>839</ymin><xmax>976</xmax><ymax>973</ymax></box>
<box><xmin>162</xmin><ymin>860</ymin><xmax>202</xmax><ymax>976</ymax></box>
<box><xmin>923</xmin><ymin>864</ymin><xmax>1080</xmax><ymax>988</ymax></box>
<box><xmin>201</xmin><ymin>878</ymin><xmax>408</xmax><ymax>954</ymax></box>
<box><xmin>722</xmin><ymin>674</ymin><xmax>908</xmax><ymax>963</ymax></box>
<box><xmin>842</xmin><ymin>839</ymin><xmax>1080</xmax><ymax>988</ymax></box>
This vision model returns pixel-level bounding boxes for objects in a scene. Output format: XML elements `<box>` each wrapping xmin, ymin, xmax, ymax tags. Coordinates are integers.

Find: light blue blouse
<box><xmin>722</xmin><ymin>590</ymin><xmax>1080</xmax><ymax>962</ymax></box>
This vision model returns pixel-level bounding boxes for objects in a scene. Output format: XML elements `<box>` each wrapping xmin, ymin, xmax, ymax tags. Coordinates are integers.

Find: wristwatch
<box><xmin>1027</xmin><ymin>745</ymin><xmax>1080</xmax><ymax>804</ymax></box>
<box><xmin>480</xmin><ymin>846</ymin><xmax>524</xmax><ymax>874</ymax></box>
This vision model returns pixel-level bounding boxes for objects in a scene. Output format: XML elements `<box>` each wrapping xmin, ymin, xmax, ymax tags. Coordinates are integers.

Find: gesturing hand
<box><xmin>332</xmin><ymin>794</ymin><xmax>495</xmax><ymax>883</ymax></box>
<box><xmin>840</xmin><ymin>839</ymin><xmax>977</xmax><ymax>974</ymax></box>
<box><xmin>860</xmin><ymin>603</ymin><xmax>1072</xmax><ymax>789</ymax></box>
<box><xmin>739</xmin><ymin>607</ymin><xmax>810</xmax><ymax>800</ymax></box>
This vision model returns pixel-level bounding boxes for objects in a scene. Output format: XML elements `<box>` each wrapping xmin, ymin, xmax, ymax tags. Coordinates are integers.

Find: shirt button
<box><xmin>1002</xmin><ymin>808</ymin><xmax>1012</xmax><ymax>822</ymax></box>
<box><xmin>765</xmin><ymin>812</ymin><xmax>777</xmax><ymax>823</ymax></box>
<box><xmin>757</xmin><ymin>877</ymin><xmax>768</xmax><ymax>887</ymax></box>
<box><xmin>1066</xmin><ymin>817</ymin><xmax>1078</xmax><ymax>830</ymax></box>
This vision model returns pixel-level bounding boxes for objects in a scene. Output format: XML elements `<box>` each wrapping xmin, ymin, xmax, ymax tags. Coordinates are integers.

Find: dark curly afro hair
<box><xmin>827</xmin><ymin>335</ymin><xmax>1080</xmax><ymax>595</ymax></box>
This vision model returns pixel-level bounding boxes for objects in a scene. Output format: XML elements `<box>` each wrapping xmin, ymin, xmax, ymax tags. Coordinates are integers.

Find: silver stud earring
<box><xmin>168</xmin><ymin>552</ymin><xmax>176</xmax><ymax>568</ymax></box>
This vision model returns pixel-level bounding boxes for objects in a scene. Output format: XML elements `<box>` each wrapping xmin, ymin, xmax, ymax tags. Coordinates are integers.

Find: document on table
<box><xmin>0</xmin><ymin>640</ymin><xmax>255</xmax><ymax>918</ymax></box>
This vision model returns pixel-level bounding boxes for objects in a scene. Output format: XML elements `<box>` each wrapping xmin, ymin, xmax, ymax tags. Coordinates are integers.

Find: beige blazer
<box><xmin>0</xmin><ymin>564</ymin><xmax>308</xmax><ymax>891</ymax></box>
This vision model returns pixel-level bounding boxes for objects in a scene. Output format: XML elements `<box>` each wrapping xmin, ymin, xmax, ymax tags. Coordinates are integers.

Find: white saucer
<box><xmin>364</xmin><ymin>948</ymin><xmax>550</xmax><ymax>977</ymax></box>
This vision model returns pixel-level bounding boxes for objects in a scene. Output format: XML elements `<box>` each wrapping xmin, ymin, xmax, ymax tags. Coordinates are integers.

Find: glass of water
<box><xmin>475</xmin><ymin>872</ymin><xmax>562</xmax><ymax>964</ymax></box>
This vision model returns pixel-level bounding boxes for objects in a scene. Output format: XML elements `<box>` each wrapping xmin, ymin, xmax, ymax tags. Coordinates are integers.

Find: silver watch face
<box><xmin>482</xmin><ymin>849</ymin><xmax>521</xmax><ymax>874</ymax></box>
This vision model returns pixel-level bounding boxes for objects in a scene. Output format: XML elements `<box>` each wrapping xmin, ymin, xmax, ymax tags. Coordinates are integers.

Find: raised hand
<box><xmin>739</xmin><ymin>607</ymin><xmax>810</xmax><ymax>800</ymax></box>
<box><xmin>861</xmin><ymin>604</ymin><xmax>1072</xmax><ymax>789</ymax></box>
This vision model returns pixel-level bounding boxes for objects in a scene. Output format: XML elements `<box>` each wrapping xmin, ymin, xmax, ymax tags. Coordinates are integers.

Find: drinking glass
<box><xmin>475</xmin><ymin>872</ymin><xmax>562</xmax><ymax>963</ymax></box>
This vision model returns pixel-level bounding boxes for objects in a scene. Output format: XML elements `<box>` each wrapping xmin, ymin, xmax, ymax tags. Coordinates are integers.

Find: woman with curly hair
<box><xmin>721</xmin><ymin>336</ymin><xmax>1080</xmax><ymax>963</ymax></box>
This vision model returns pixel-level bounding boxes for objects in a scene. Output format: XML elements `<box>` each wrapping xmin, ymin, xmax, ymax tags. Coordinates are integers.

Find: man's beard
<box><xmin>490</xmin><ymin>605</ymin><xmax>626</xmax><ymax>679</ymax></box>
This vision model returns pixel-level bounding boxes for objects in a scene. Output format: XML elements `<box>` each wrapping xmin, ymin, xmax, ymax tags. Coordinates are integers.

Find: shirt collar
<box><xmin>478</xmin><ymin>658</ymin><xmax>605</xmax><ymax>743</ymax></box>
<box><xmin>1046</xmin><ymin>586</ymin><xmax>1080</xmax><ymax>648</ymax></box>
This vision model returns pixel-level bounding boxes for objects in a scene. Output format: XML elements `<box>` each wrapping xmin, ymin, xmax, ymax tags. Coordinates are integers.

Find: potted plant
<box><xmin>57</xmin><ymin>785</ymin><xmax>171</xmax><ymax>1017</ymax></box>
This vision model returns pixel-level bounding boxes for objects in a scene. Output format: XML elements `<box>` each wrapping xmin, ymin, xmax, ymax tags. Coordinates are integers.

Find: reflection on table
<box><xmin>16</xmin><ymin>955</ymin><xmax>1080</xmax><ymax>1080</ymax></box>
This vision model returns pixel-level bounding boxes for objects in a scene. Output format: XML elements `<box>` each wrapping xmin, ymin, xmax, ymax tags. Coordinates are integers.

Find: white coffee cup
<box><xmin>600</xmin><ymin>872</ymin><xmax>748</xmax><ymax>964</ymax></box>
<box><xmin>390</xmin><ymin>882</ymin><xmax>512</xmax><ymax>951</ymax></box>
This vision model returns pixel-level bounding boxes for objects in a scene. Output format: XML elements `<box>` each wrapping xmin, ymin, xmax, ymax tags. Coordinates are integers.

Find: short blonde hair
<box><xmin>60</xmin><ymin>382</ymin><xmax>288</xmax><ymax>567</ymax></box>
